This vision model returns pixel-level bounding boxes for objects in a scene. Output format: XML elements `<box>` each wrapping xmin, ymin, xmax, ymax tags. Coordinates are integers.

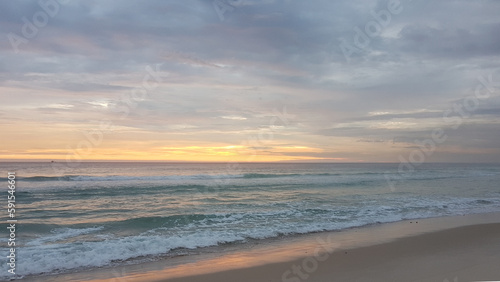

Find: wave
<box><xmin>3</xmin><ymin>195</ymin><xmax>500</xmax><ymax>279</ymax></box>
<box><xmin>26</xmin><ymin>226</ymin><xmax>105</xmax><ymax>246</ymax></box>
<box><xmin>10</xmin><ymin>173</ymin><xmax>327</xmax><ymax>182</ymax></box>
<box><xmin>10</xmin><ymin>170</ymin><xmax>487</xmax><ymax>182</ymax></box>
<box><xmin>7</xmin><ymin>229</ymin><xmax>247</xmax><ymax>279</ymax></box>
<box><xmin>20</xmin><ymin>196</ymin><xmax>500</xmax><ymax>237</ymax></box>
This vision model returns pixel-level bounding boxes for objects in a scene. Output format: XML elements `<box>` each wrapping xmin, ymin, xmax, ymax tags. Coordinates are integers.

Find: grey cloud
<box><xmin>1</xmin><ymin>0</ymin><xmax>500</xmax><ymax>162</ymax></box>
<box><xmin>396</xmin><ymin>23</ymin><xmax>500</xmax><ymax>58</ymax></box>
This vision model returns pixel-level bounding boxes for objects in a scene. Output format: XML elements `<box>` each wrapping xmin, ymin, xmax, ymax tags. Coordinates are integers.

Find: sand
<box><xmin>160</xmin><ymin>223</ymin><xmax>500</xmax><ymax>282</ymax></box>
<box><xmin>23</xmin><ymin>212</ymin><xmax>500</xmax><ymax>282</ymax></box>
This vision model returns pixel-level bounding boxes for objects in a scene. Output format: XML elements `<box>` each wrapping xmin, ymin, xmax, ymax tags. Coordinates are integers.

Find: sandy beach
<box><xmin>160</xmin><ymin>224</ymin><xmax>500</xmax><ymax>282</ymax></box>
<box><xmin>26</xmin><ymin>212</ymin><xmax>500</xmax><ymax>282</ymax></box>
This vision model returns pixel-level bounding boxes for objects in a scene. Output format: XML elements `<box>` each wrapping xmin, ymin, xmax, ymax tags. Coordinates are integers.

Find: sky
<box><xmin>1</xmin><ymin>0</ymin><xmax>500</xmax><ymax>163</ymax></box>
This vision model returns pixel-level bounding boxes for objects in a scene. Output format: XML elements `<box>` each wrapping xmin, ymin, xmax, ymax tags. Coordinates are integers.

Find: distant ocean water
<box><xmin>1</xmin><ymin>162</ymin><xmax>500</xmax><ymax>279</ymax></box>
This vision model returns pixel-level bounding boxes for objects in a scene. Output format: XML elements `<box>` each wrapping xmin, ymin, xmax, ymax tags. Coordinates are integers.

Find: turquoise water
<box><xmin>1</xmin><ymin>162</ymin><xmax>500</xmax><ymax>279</ymax></box>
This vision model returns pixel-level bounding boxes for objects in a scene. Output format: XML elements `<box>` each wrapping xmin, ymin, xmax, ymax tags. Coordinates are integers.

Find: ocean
<box><xmin>1</xmin><ymin>162</ymin><xmax>500</xmax><ymax>279</ymax></box>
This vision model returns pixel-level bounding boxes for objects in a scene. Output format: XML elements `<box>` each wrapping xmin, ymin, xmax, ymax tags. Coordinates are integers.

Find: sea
<box><xmin>1</xmin><ymin>162</ymin><xmax>500</xmax><ymax>280</ymax></box>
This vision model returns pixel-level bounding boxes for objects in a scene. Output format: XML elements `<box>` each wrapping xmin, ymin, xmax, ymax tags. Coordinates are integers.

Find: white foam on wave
<box><xmin>3</xmin><ymin>193</ymin><xmax>500</xmax><ymax>279</ymax></box>
<box><xmin>23</xmin><ymin>171</ymin><xmax>386</xmax><ymax>183</ymax></box>
<box><xmin>26</xmin><ymin>226</ymin><xmax>104</xmax><ymax>246</ymax></box>
<box><xmin>1</xmin><ymin>230</ymin><xmax>247</xmax><ymax>279</ymax></box>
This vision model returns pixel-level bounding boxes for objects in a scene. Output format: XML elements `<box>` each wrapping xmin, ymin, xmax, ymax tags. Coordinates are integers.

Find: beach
<box><xmin>26</xmin><ymin>211</ymin><xmax>500</xmax><ymax>282</ymax></box>
<box><xmin>2</xmin><ymin>162</ymin><xmax>500</xmax><ymax>281</ymax></box>
<box><xmin>163</xmin><ymin>224</ymin><xmax>500</xmax><ymax>282</ymax></box>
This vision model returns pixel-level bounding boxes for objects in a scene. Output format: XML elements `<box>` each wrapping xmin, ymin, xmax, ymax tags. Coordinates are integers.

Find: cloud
<box><xmin>1</xmin><ymin>0</ymin><xmax>499</xmax><ymax>161</ymax></box>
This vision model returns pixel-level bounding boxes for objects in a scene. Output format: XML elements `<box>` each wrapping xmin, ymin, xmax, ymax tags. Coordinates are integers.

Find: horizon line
<box><xmin>1</xmin><ymin>159</ymin><xmax>500</xmax><ymax>165</ymax></box>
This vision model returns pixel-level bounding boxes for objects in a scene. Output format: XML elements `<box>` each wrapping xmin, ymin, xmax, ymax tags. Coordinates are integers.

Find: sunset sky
<box><xmin>1</xmin><ymin>0</ymin><xmax>500</xmax><ymax>162</ymax></box>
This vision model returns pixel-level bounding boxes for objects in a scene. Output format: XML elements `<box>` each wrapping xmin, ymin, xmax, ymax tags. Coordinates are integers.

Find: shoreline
<box><xmin>161</xmin><ymin>222</ymin><xmax>500</xmax><ymax>282</ymax></box>
<box><xmin>19</xmin><ymin>211</ymin><xmax>500</xmax><ymax>282</ymax></box>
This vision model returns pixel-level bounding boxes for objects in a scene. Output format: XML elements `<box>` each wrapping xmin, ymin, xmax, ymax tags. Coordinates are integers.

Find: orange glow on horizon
<box><xmin>0</xmin><ymin>145</ymin><xmax>348</xmax><ymax>162</ymax></box>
